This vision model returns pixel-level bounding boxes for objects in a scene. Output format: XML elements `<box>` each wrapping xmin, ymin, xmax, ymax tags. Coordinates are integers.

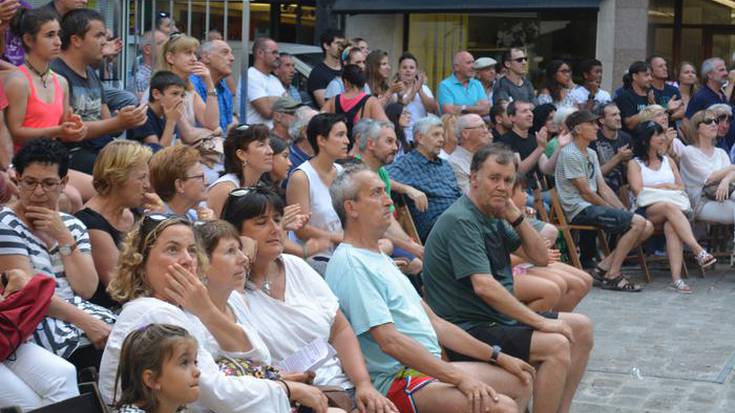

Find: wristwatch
<box><xmin>460</xmin><ymin>105</ymin><xmax>468</xmax><ymax>114</ymax></box>
<box><xmin>510</xmin><ymin>214</ymin><xmax>525</xmax><ymax>228</ymax></box>
<box><xmin>58</xmin><ymin>242</ymin><xmax>77</xmax><ymax>257</ymax></box>
<box><xmin>207</xmin><ymin>88</ymin><xmax>217</xmax><ymax>97</ymax></box>
<box><xmin>489</xmin><ymin>345</ymin><xmax>501</xmax><ymax>364</ymax></box>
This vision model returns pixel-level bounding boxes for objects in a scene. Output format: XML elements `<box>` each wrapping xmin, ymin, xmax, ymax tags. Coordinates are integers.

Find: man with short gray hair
<box><xmin>449</xmin><ymin>114</ymin><xmax>493</xmax><ymax>192</ymax></box>
<box><xmin>326</xmin><ymin>165</ymin><xmax>533</xmax><ymax>413</ymax></box>
<box><xmin>193</xmin><ymin>39</ymin><xmax>236</xmax><ymax>131</ymax></box>
<box><xmin>685</xmin><ymin>57</ymin><xmax>730</xmax><ymax>120</ymax></box>
<box><xmin>353</xmin><ymin>119</ymin><xmax>427</xmax><ymax>262</ymax></box>
<box><xmin>389</xmin><ymin>116</ymin><xmax>463</xmax><ymax>241</ymax></box>
<box><xmin>242</xmin><ymin>37</ymin><xmax>285</xmax><ymax>127</ymax></box>
<box><xmin>286</xmin><ymin>106</ymin><xmax>318</xmax><ymax>183</ymax></box>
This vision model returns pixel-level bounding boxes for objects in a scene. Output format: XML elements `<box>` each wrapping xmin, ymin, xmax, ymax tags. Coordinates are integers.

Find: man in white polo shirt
<box><xmin>245</xmin><ymin>37</ymin><xmax>285</xmax><ymax>127</ymax></box>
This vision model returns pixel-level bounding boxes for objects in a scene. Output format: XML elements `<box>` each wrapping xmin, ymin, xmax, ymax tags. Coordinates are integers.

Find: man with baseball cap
<box><xmin>555</xmin><ymin>110</ymin><xmax>653</xmax><ymax>292</ymax></box>
<box><xmin>270</xmin><ymin>96</ymin><xmax>303</xmax><ymax>140</ymax></box>
<box><xmin>474</xmin><ymin>57</ymin><xmax>498</xmax><ymax>104</ymax></box>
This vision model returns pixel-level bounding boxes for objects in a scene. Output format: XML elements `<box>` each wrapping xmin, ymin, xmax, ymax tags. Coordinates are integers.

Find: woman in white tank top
<box><xmin>207</xmin><ymin>125</ymin><xmax>274</xmax><ymax>217</ymax></box>
<box><xmin>627</xmin><ymin>121</ymin><xmax>715</xmax><ymax>293</ymax></box>
<box><xmin>286</xmin><ymin>114</ymin><xmax>350</xmax><ymax>267</ymax></box>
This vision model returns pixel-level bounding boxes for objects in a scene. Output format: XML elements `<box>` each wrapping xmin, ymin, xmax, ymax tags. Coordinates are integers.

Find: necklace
<box><xmin>25</xmin><ymin>59</ymin><xmax>51</xmax><ymax>88</ymax></box>
<box><xmin>261</xmin><ymin>272</ymin><xmax>272</xmax><ymax>295</ymax></box>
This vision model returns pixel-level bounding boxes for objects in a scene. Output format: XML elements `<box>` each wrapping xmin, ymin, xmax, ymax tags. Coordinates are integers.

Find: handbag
<box><xmin>0</xmin><ymin>275</ymin><xmax>55</xmax><ymax>361</ymax></box>
<box><xmin>635</xmin><ymin>187</ymin><xmax>692</xmax><ymax>213</ymax></box>
<box><xmin>191</xmin><ymin>134</ymin><xmax>224</xmax><ymax>167</ymax></box>
<box><xmin>701</xmin><ymin>182</ymin><xmax>735</xmax><ymax>200</ymax></box>
<box><xmin>215</xmin><ymin>354</ymin><xmax>282</xmax><ymax>380</ymax></box>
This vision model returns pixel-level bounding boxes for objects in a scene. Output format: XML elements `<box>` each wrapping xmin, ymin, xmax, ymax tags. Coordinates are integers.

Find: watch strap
<box><xmin>490</xmin><ymin>345</ymin><xmax>501</xmax><ymax>363</ymax></box>
<box><xmin>510</xmin><ymin>215</ymin><xmax>525</xmax><ymax>228</ymax></box>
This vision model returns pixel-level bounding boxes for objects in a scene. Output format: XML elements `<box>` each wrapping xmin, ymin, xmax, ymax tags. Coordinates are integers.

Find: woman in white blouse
<box><xmin>99</xmin><ymin>215</ymin><xmax>327</xmax><ymax>413</ymax></box>
<box><xmin>680</xmin><ymin>110</ymin><xmax>735</xmax><ymax>249</ymax></box>
<box><xmin>221</xmin><ymin>186</ymin><xmax>398</xmax><ymax>413</ymax></box>
<box><xmin>628</xmin><ymin>121</ymin><xmax>716</xmax><ymax>293</ymax></box>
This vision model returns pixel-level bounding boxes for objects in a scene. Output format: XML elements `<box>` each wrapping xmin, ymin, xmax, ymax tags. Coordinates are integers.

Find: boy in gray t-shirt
<box><xmin>554</xmin><ymin>111</ymin><xmax>652</xmax><ymax>292</ymax></box>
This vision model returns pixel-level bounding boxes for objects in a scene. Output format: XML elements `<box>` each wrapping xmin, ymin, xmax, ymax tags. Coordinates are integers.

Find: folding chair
<box><xmin>548</xmin><ymin>188</ymin><xmax>611</xmax><ymax>269</ymax></box>
<box><xmin>392</xmin><ymin>193</ymin><xmax>423</xmax><ymax>246</ymax></box>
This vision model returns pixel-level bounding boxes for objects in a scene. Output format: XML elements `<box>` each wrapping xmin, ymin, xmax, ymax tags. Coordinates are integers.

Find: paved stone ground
<box><xmin>570</xmin><ymin>262</ymin><xmax>735</xmax><ymax>413</ymax></box>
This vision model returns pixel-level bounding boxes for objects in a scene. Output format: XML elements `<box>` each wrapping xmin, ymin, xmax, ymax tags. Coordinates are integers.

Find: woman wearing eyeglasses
<box><xmin>208</xmin><ymin>124</ymin><xmax>273</xmax><ymax>218</ymax></box>
<box><xmin>100</xmin><ymin>214</ymin><xmax>327</xmax><ymax>413</ymax></box>
<box><xmin>537</xmin><ymin>60</ymin><xmax>576</xmax><ymax>108</ymax></box>
<box><xmin>0</xmin><ymin>138</ymin><xmax>116</xmax><ymax>368</ymax></box>
<box><xmin>680</xmin><ymin>110</ymin><xmax>735</xmax><ymax>254</ymax></box>
<box><xmin>149</xmin><ymin>145</ymin><xmax>214</xmax><ymax>222</ymax></box>
<box><xmin>221</xmin><ymin>187</ymin><xmax>398</xmax><ymax>413</ymax></box>
<box><xmin>628</xmin><ymin>121</ymin><xmax>716</xmax><ymax>293</ymax></box>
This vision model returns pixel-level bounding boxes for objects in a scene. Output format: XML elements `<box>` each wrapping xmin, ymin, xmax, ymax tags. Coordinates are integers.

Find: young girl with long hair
<box><xmin>113</xmin><ymin>324</ymin><xmax>200</xmax><ymax>413</ymax></box>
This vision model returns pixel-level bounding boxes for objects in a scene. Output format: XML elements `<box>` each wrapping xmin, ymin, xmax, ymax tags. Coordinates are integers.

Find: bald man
<box><xmin>438</xmin><ymin>50</ymin><xmax>490</xmax><ymax>116</ymax></box>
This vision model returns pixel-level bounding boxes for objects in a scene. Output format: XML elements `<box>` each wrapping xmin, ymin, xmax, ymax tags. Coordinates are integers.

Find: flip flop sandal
<box><xmin>601</xmin><ymin>274</ymin><xmax>642</xmax><ymax>292</ymax></box>
<box><xmin>670</xmin><ymin>279</ymin><xmax>692</xmax><ymax>294</ymax></box>
<box><xmin>588</xmin><ymin>266</ymin><xmax>607</xmax><ymax>287</ymax></box>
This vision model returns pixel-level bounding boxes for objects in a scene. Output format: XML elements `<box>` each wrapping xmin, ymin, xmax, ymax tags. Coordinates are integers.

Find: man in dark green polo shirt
<box><xmin>423</xmin><ymin>143</ymin><xmax>594</xmax><ymax>413</ymax></box>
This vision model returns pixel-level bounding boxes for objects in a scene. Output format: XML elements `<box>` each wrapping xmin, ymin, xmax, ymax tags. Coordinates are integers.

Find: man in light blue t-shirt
<box><xmin>325</xmin><ymin>165</ymin><xmax>532</xmax><ymax>413</ymax></box>
<box><xmin>437</xmin><ymin>51</ymin><xmax>490</xmax><ymax>117</ymax></box>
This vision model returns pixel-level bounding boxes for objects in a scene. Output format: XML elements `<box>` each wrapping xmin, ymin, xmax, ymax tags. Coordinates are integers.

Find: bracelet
<box><xmin>489</xmin><ymin>345</ymin><xmax>501</xmax><ymax>364</ymax></box>
<box><xmin>277</xmin><ymin>379</ymin><xmax>291</xmax><ymax>400</ymax></box>
<box><xmin>207</xmin><ymin>88</ymin><xmax>217</xmax><ymax>97</ymax></box>
<box><xmin>510</xmin><ymin>215</ymin><xmax>525</xmax><ymax>228</ymax></box>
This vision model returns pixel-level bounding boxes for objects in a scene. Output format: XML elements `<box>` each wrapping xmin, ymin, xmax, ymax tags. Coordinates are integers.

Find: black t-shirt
<box><xmin>74</xmin><ymin>207</ymin><xmax>122</xmax><ymax>309</ymax></box>
<box><xmin>614</xmin><ymin>89</ymin><xmax>649</xmax><ymax>134</ymax></box>
<box><xmin>307</xmin><ymin>62</ymin><xmax>341</xmax><ymax>102</ymax></box>
<box><xmin>590</xmin><ymin>130</ymin><xmax>632</xmax><ymax>193</ymax></box>
<box><xmin>497</xmin><ymin>130</ymin><xmax>541</xmax><ymax>188</ymax></box>
<box><xmin>651</xmin><ymin>83</ymin><xmax>681</xmax><ymax>107</ymax></box>
<box><xmin>129</xmin><ymin>107</ymin><xmax>166</xmax><ymax>143</ymax></box>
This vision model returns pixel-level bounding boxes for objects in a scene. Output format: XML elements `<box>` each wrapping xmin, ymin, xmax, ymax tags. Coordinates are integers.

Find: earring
<box><xmin>242</xmin><ymin>160</ymin><xmax>248</xmax><ymax>167</ymax></box>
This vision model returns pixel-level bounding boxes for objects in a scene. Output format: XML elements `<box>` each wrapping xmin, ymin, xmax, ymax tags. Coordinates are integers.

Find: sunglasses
<box><xmin>138</xmin><ymin>213</ymin><xmax>192</xmax><ymax>251</ymax></box>
<box><xmin>513</xmin><ymin>57</ymin><xmax>528</xmax><ymax>63</ymax></box>
<box><xmin>701</xmin><ymin>118</ymin><xmax>720</xmax><ymax>126</ymax></box>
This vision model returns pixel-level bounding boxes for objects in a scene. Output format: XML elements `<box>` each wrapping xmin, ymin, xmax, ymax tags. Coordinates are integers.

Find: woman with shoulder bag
<box><xmin>629</xmin><ymin>121</ymin><xmax>716</xmax><ymax>293</ymax></box>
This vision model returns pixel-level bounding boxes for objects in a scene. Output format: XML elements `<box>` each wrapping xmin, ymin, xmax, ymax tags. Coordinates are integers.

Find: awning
<box><xmin>333</xmin><ymin>0</ymin><xmax>601</xmax><ymax>13</ymax></box>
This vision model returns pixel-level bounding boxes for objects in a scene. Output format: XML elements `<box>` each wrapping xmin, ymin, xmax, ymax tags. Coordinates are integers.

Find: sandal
<box><xmin>670</xmin><ymin>279</ymin><xmax>692</xmax><ymax>294</ymax></box>
<box><xmin>601</xmin><ymin>274</ymin><xmax>642</xmax><ymax>292</ymax></box>
<box><xmin>588</xmin><ymin>266</ymin><xmax>607</xmax><ymax>287</ymax></box>
<box><xmin>695</xmin><ymin>250</ymin><xmax>717</xmax><ymax>268</ymax></box>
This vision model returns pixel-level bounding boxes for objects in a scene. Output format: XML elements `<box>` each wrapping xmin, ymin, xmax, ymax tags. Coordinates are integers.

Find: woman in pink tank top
<box><xmin>5</xmin><ymin>8</ymin><xmax>86</xmax><ymax>153</ymax></box>
<box><xmin>4</xmin><ymin>8</ymin><xmax>91</xmax><ymax>211</ymax></box>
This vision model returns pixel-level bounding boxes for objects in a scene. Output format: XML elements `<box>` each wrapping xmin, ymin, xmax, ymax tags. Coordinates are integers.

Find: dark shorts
<box><xmin>571</xmin><ymin>205</ymin><xmax>634</xmax><ymax>235</ymax></box>
<box><xmin>445</xmin><ymin>312</ymin><xmax>559</xmax><ymax>363</ymax></box>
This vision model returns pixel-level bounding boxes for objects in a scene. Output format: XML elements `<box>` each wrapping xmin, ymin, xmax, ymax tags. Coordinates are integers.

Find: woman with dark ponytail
<box><xmin>4</xmin><ymin>7</ymin><xmax>94</xmax><ymax>211</ymax></box>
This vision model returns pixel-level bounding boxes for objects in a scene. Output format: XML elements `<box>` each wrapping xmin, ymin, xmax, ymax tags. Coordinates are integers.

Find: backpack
<box><xmin>334</xmin><ymin>93</ymin><xmax>371</xmax><ymax>150</ymax></box>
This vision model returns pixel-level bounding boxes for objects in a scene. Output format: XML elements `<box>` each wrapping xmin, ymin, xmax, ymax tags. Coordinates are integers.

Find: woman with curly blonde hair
<box><xmin>100</xmin><ymin>215</ymin><xmax>332</xmax><ymax>413</ymax></box>
<box><xmin>75</xmin><ymin>140</ymin><xmax>153</xmax><ymax>308</ymax></box>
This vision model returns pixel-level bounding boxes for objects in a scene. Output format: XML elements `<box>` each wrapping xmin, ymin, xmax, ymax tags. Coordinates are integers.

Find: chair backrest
<box><xmin>394</xmin><ymin>194</ymin><xmax>423</xmax><ymax>246</ymax></box>
<box><xmin>532</xmin><ymin>186</ymin><xmax>550</xmax><ymax>222</ymax></box>
<box><xmin>29</xmin><ymin>389</ymin><xmax>107</xmax><ymax>413</ymax></box>
<box><xmin>548</xmin><ymin>188</ymin><xmax>570</xmax><ymax>227</ymax></box>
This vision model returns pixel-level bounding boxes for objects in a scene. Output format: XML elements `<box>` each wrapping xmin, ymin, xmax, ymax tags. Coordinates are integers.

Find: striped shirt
<box><xmin>0</xmin><ymin>206</ymin><xmax>91</xmax><ymax>300</ymax></box>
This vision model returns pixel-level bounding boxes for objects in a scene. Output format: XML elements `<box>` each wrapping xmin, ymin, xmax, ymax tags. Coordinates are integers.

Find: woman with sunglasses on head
<box><xmin>75</xmin><ymin>141</ymin><xmax>154</xmax><ymax>309</ymax></box>
<box><xmin>628</xmin><ymin>121</ymin><xmax>716</xmax><ymax>293</ymax></box>
<box><xmin>0</xmin><ymin>138</ymin><xmax>116</xmax><ymax>369</ymax></box>
<box><xmin>149</xmin><ymin>145</ymin><xmax>214</xmax><ymax>222</ymax></box>
<box><xmin>99</xmin><ymin>214</ymin><xmax>330</xmax><ymax>413</ymax></box>
<box><xmin>637</xmin><ymin>104</ymin><xmax>686</xmax><ymax>162</ymax></box>
<box><xmin>537</xmin><ymin>60</ymin><xmax>577</xmax><ymax>108</ymax></box>
<box><xmin>680</xmin><ymin>110</ymin><xmax>735</xmax><ymax>255</ymax></box>
<box><xmin>208</xmin><ymin>124</ymin><xmax>273</xmax><ymax>218</ymax></box>
<box><xmin>222</xmin><ymin>187</ymin><xmax>398</xmax><ymax>413</ymax></box>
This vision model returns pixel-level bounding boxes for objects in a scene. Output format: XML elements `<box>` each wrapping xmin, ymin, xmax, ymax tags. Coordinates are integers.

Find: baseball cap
<box><xmin>272</xmin><ymin>96</ymin><xmax>303</xmax><ymax>113</ymax></box>
<box><xmin>565</xmin><ymin>110</ymin><xmax>599</xmax><ymax>131</ymax></box>
<box><xmin>473</xmin><ymin>57</ymin><xmax>498</xmax><ymax>70</ymax></box>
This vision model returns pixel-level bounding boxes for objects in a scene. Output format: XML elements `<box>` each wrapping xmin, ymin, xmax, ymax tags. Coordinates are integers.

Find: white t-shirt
<box><xmin>245</xmin><ymin>67</ymin><xmax>285</xmax><ymax>128</ymax></box>
<box><xmin>680</xmin><ymin>145</ymin><xmax>732</xmax><ymax>206</ymax></box>
<box><xmin>242</xmin><ymin>254</ymin><xmax>353</xmax><ymax>389</ymax></box>
<box><xmin>568</xmin><ymin>85</ymin><xmax>612</xmax><ymax>107</ymax></box>
<box><xmin>400</xmin><ymin>85</ymin><xmax>434</xmax><ymax>144</ymax></box>
<box><xmin>99</xmin><ymin>297</ymin><xmax>289</xmax><ymax>413</ymax></box>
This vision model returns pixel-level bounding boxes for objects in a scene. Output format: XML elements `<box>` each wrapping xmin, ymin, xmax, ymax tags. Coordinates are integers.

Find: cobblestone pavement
<box><xmin>570</xmin><ymin>264</ymin><xmax>735</xmax><ymax>413</ymax></box>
